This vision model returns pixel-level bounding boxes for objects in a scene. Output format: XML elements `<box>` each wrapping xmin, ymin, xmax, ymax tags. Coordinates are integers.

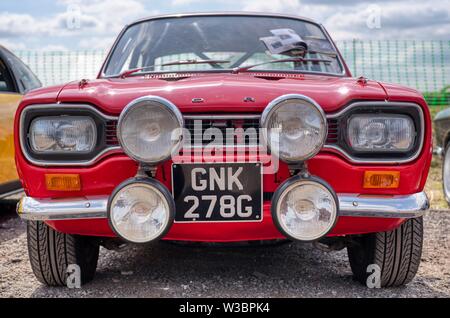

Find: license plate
<box><xmin>172</xmin><ymin>163</ymin><xmax>263</xmax><ymax>223</ymax></box>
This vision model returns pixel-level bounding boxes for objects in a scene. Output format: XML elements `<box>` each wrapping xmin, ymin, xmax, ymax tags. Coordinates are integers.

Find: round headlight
<box><xmin>261</xmin><ymin>94</ymin><xmax>327</xmax><ymax>163</ymax></box>
<box><xmin>108</xmin><ymin>178</ymin><xmax>175</xmax><ymax>244</ymax></box>
<box><xmin>272</xmin><ymin>176</ymin><xmax>338</xmax><ymax>242</ymax></box>
<box><xmin>118</xmin><ymin>96</ymin><xmax>184</xmax><ymax>164</ymax></box>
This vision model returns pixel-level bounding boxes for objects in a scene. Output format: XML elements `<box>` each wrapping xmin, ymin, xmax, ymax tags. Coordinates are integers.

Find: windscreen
<box><xmin>103</xmin><ymin>15</ymin><xmax>344</xmax><ymax>76</ymax></box>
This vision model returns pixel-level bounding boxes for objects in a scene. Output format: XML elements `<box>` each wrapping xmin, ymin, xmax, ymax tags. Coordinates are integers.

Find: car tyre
<box><xmin>27</xmin><ymin>221</ymin><xmax>99</xmax><ymax>287</ymax></box>
<box><xmin>442</xmin><ymin>142</ymin><xmax>450</xmax><ymax>205</ymax></box>
<box><xmin>347</xmin><ymin>217</ymin><xmax>423</xmax><ymax>287</ymax></box>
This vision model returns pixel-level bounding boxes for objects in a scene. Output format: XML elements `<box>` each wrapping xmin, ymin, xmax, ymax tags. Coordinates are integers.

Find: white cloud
<box><xmin>0</xmin><ymin>13</ymin><xmax>45</xmax><ymax>37</ymax></box>
<box><xmin>324</xmin><ymin>1</ymin><xmax>450</xmax><ymax>40</ymax></box>
<box><xmin>238</xmin><ymin>0</ymin><xmax>450</xmax><ymax>40</ymax></box>
<box><xmin>171</xmin><ymin>0</ymin><xmax>203</xmax><ymax>5</ymax></box>
<box><xmin>173</xmin><ymin>0</ymin><xmax>450</xmax><ymax>40</ymax></box>
<box><xmin>57</xmin><ymin>0</ymin><xmax>153</xmax><ymax>33</ymax></box>
<box><xmin>1</xmin><ymin>0</ymin><xmax>449</xmax><ymax>51</ymax></box>
<box><xmin>242</xmin><ymin>0</ymin><xmax>301</xmax><ymax>13</ymax></box>
<box><xmin>0</xmin><ymin>38</ymin><xmax>27</xmax><ymax>50</ymax></box>
<box><xmin>78</xmin><ymin>36</ymin><xmax>115</xmax><ymax>50</ymax></box>
<box><xmin>0</xmin><ymin>0</ymin><xmax>158</xmax><ymax>49</ymax></box>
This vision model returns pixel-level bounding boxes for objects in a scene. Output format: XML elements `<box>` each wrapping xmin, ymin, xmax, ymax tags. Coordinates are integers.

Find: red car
<box><xmin>15</xmin><ymin>13</ymin><xmax>431</xmax><ymax>288</ymax></box>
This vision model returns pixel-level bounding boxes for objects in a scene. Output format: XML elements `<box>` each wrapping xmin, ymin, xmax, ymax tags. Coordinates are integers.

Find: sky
<box><xmin>0</xmin><ymin>0</ymin><xmax>449</xmax><ymax>51</ymax></box>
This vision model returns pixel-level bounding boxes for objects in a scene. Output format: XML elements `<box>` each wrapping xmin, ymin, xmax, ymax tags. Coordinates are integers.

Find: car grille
<box><xmin>184</xmin><ymin>115</ymin><xmax>261</xmax><ymax>147</ymax></box>
<box><xmin>104</xmin><ymin>116</ymin><xmax>340</xmax><ymax>148</ymax></box>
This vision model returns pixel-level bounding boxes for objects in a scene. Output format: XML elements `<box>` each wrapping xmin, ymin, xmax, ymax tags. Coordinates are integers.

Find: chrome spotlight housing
<box><xmin>272</xmin><ymin>175</ymin><xmax>339</xmax><ymax>242</ymax></box>
<box><xmin>108</xmin><ymin>178</ymin><xmax>175</xmax><ymax>244</ymax></box>
<box><xmin>261</xmin><ymin>94</ymin><xmax>328</xmax><ymax>163</ymax></box>
<box><xmin>117</xmin><ymin>96</ymin><xmax>184</xmax><ymax>164</ymax></box>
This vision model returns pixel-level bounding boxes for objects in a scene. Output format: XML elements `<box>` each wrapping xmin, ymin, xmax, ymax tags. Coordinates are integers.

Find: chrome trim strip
<box><xmin>19</xmin><ymin>104</ymin><xmax>121</xmax><ymax>167</ymax></box>
<box><xmin>17</xmin><ymin>196</ymin><xmax>109</xmax><ymax>221</ymax></box>
<box><xmin>184</xmin><ymin>114</ymin><xmax>261</xmax><ymax>120</ymax></box>
<box><xmin>319</xmin><ymin>23</ymin><xmax>348</xmax><ymax>76</ymax></box>
<box><xmin>182</xmin><ymin>145</ymin><xmax>259</xmax><ymax>150</ymax></box>
<box><xmin>133</xmin><ymin>12</ymin><xmax>320</xmax><ymax>27</ymax></box>
<box><xmin>324</xmin><ymin>101</ymin><xmax>425</xmax><ymax>164</ymax></box>
<box><xmin>17</xmin><ymin>192</ymin><xmax>428</xmax><ymax>221</ymax></box>
<box><xmin>339</xmin><ymin>192</ymin><xmax>429</xmax><ymax>218</ymax></box>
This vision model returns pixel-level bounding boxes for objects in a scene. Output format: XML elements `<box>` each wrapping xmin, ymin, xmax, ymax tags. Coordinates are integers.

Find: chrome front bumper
<box><xmin>17</xmin><ymin>192</ymin><xmax>429</xmax><ymax>221</ymax></box>
<box><xmin>17</xmin><ymin>196</ymin><xmax>108</xmax><ymax>221</ymax></box>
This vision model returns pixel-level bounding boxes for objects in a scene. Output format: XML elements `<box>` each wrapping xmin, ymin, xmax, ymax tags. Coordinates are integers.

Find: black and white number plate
<box><xmin>172</xmin><ymin>163</ymin><xmax>263</xmax><ymax>223</ymax></box>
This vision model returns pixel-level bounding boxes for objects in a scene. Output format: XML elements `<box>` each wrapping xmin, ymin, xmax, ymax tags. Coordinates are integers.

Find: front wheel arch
<box><xmin>442</xmin><ymin>142</ymin><xmax>450</xmax><ymax>205</ymax></box>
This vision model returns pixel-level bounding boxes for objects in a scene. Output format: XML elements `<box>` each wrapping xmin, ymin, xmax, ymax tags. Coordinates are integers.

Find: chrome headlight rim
<box><xmin>19</xmin><ymin>104</ymin><xmax>120</xmax><ymax>167</ymax></box>
<box><xmin>107</xmin><ymin>177</ymin><xmax>175</xmax><ymax>244</ymax></box>
<box><xmin>271</xmin><ymin>175</ymin><xmax>339</xmax><ymax>242</ymax></box>
<box><xmin>117</xmin><ymin>96</ymin><xmax>184</xmax><ymax>165</ymax></box>
<box><xmin>261</xmin><ymin>94</ymin><xmax>328</xmax><ymax>163</ymax></box>
<box><xmin>324</xmin><ymin>101</ymin><xmax>425</xmax><ymax>164</ymax></box>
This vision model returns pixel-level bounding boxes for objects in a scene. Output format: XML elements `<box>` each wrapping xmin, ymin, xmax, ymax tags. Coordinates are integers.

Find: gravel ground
<box><xmin>0</xmin><ymin>201</ymin><xmax>448</xmax><ymax>298</ymax></box>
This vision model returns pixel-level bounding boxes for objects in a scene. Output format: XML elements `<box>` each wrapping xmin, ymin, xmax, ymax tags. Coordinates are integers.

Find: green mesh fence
<box><xmin>13</xmin><ymin>50</ymin><xmax>106</xmax><ymax>86</ymax></box>
<box><xmin>339</xmin><ymin>40</ymin><xmax>450</xmax><ymax>110</ymax></box>
<box><xmin>13</xmin><ymin>40</ymin><xmax>450</xmax><ymax>109</ymax></box>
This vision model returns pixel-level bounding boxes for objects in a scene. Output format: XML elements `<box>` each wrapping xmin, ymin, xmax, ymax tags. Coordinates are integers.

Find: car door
<box><xmin>0</xmin><ymin>55</ymin><xmax>22</xmax><ymax>194</ymax></box>
<box><xmin>0</xmin><ymin>47</ymin><xmax>41</xmax><ymax>196</ymax></box>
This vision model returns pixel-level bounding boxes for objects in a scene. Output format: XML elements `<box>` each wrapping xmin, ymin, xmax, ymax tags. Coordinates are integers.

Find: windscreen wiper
<box><xmin>161</xmin><ymin>59</ymin><xmax>230</xmax><ymax>67</ymax></box>
<box><xmin>308</xmin><ymin>50</ymin><xmax>338</xmax><ymax>57</ymax></box>
<box><xmin>118</xmin><ymin>59</ymin><xmax>231</xmax><ymax>78</ymax></box>
<box><xmin>232</xmin><ymin>57</ymin><xmax>332</xmax><ymax>74</ymax></box>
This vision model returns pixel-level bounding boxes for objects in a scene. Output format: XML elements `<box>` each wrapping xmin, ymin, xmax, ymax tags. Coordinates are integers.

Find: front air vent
<box><xmin>105</xmin><ymin>120</ymin><xmax>119</xmax><ymax>146</ymax></box>
<box><xmin>326</xmin><ymin>118</ymin><xmax>340</xmax><ymax>144</ymax></box>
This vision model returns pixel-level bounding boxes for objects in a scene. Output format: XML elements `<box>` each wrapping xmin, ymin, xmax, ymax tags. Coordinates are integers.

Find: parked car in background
<box><xmin>0</xmin><ymin>46</ymin><xmax>41</xmax><ymax>199</ymax></box>
<box><xmin>15</xmin><ymin>13</ymin><xmax>431</xmax><ymax>288</ymax></box>
<box><xmin>434</xmin><ymin>106</ymin><xmax>450</xmax><ymax>204</ymax></box>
